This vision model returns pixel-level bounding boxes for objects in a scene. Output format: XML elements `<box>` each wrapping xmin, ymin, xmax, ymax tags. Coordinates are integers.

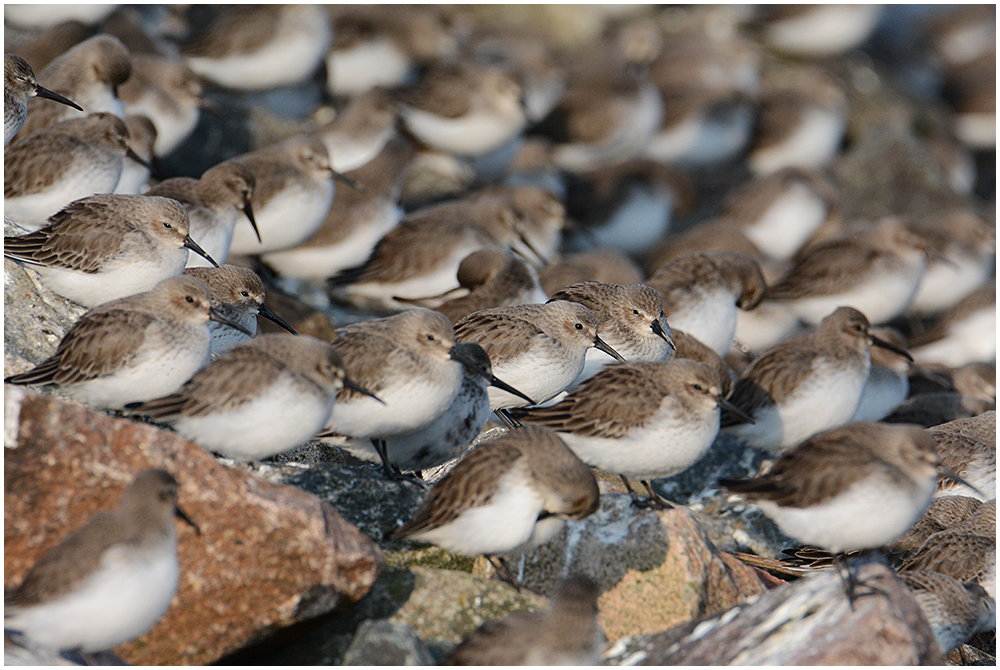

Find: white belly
<box><xmin>750</xmin><ymin>105</ymin><xmax>846</xmax><ymax>175</ymax></box>
<box><xmin>910</xmin><ymin>254</ymin><xmax>992</xmax><ymax>315</ymax></box>
<box><xmin>401</xmin><ymin>105</ymin><xmax>525</xmax><ymax>157</ymax></box>
<box><xmin>326</xmin><ymin>38</ymin><xmax>414</xmax><ymax>97</ymax></box>
<box><xmin>230</xmin><ymin>180</ymin><xmax>334</xmax><ymax>254</ymax></box>
<box><xmin>744</xmin><ymin>183</ymin><xmax>828</xmax><ymax>260</ymax></box>
<box><xmin>488</xmin><ymin>345</ymin><xmax>587</xmax><ymax>410</ymax></box>
<box><xmin>852</xmin><ymin>366</ymin><xmax>908</xmax><ymax>422</ymax></box>
<box><xmin>667</xmin><ymin>287</ymin><xmax>737</xmax><ymax>356</ymax></box>
<box><xmin>4</xmin><ymin>153</ymin><xmax>122</xmax><ymax>230</ymax></box>
<box><xmin>912</xmin><ymin>306</ymin><xmax>997</xmax><ymax>367</ymax></box>
<box><xmin>789</xmin><ymin>261</ymin><xmax>925</xmax><ymax>326</ymax></box>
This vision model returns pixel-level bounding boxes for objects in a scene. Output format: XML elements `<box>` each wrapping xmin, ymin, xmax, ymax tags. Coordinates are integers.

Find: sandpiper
<box><xmin>911</xmin><ymin>283</ymin><xmax>996</xmax><ymax>368</ymax></box>
<box><xmin>228</xmin><ymin>135</ymin><xmax>335</xmax><ymax>255</ymax></box>
<box><xmin>19</xmin><ymin>35</ymin><xmax>130</xmax><ymax>137</ymax></box>
<box><xmin>548</xmin><ymin>281</ymin><xmax>675</xmax><ymax>384</ymax></box>
<box><xmin>4</xmin><ymin>275</ymin><xmax>247</xmax><ymax>410</ymax></box>
<box><xmin>644</xmin><ymin>252</ymin><xmax>766</xmax><ymax>356</ymax></box>
<box><xmin>127</xmin><ymin>335</ymin><xmax>362</xmax><ymax>462</ymax></box>
<box><xmin>4</xmin><ymin>470</ymin><xmax>192</xmax><ymax>653</ymax></box>
<box><xmin>444</xmin><ymin>574</ymin><xmax>604</xmax><ymax>666</ymax></box>
<box><xmin>4</xmin><ymin>194</ymin><xmax>218</xmax><ymax>307</ymax></box>
<box><xmin>671</xmin><ymin>328</ymin><xmax>734</xmax><ymax>397</ymax></box>
<box><xmin>117</xmin><ymin>53</ymin><xmax>203</xmax><ymax>156</ymax></box>
<box><xmin>4</xmin><ymin>53</ymin><xmax>82</xmax><ymax>146</ymax></box>
<box><xmin>4</xmin><ymin>113</ymin><xmax>145</xmax><ymax>230</ymax></box>
<box><xmin>145</xmin><ymin>161</ymin><xmax>259</xmax><ymax>268</ymax></box>
<box><xmin>755</xmin><ymin>5</ymin><xmax>883</xmax><ymax>58</ymax></box>
<box><xmin>851</xmin><ymin>327</ymin><xmax>912</xmax><ymax>422</ymax></box>
<box><xmin>722</xmin><ymin>307</ymin><xmax>912</xmax><ymax>453</ymax></box>
<box><xmin>112</xmin><ymin>114</ymin><xmax>156</xmax><ymax>195</ymax></box>
<box><xmin>182</xmin><ymin>5</ymin><xmax>331</xmax><ymax>91</ymax></box>
<box><xmin>260</xmin><ymin>137</ymin><xmax>413</xmax><ymax>281</ymax></box>
<box><xmin>927</xmin><ymin>412</ymin><xmax>995</xmax><ymax>501</ymax></box>
<box><xmin>183</xmin><ymin>265</ymin><xmax>297</xmax><ymax>356</ymax></box>
<box><xmin>316</xmin><ymin>88</ymin><xmax>398</xmax><ymax>173</ymax></box>
<box><xmin>898</xmin><ymin>570</ymin><xmax>995</xmax><ymax>655</ymax></box>
<box><xmin>890</xmin><ymin>495</ymin><xmax>987</xmax><ymax>559</ymax></box>
<box><xmin>391</xmin><ymin>425</ymin><xmax>599</xmax><ymax>557</ymax></box>
<box><xmin>454</xmin><ymin>301</ymin><xmax>626</xmax><ymax>412</ymax></box>
<box><xmin>538</xmin><ymin>250</ymin><xmax>643</xmax><ymax>296</ymax></box>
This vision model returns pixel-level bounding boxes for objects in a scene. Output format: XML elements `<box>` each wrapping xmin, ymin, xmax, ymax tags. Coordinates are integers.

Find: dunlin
<box><xmin>899</xmin><ymin>570</ymin><xmax>995</xmax><ymax>655</ymax></box>
<box><xmin>767</xmin><ymin>217</ymin><xmax>930</xmax><ymax>326</ymax></box>
<box><xmin>127</xmin><ymin>335</ymin><xmax>362</xmax><ymax>462</ymax></box>
<box><xmin>747</xmin><ymin>67</ymin><xmax>848</xmax><ymax>176</ymax></box>
<box><xmin>183</xmin><ymin>265</ymin><xmax>297</xmax><ymax>356</ymax></box>
<box><xmin>490</xmin><ymin>184</ymin><xmax>567</xmax><ymax>267</ymax></box>
<box><xmin>454</xmin><ymin>301</ymin><xmax>626</xmax><ymax>412</ymax></box>
<box><xmin>927</xmin><ymin>412</ymin><xmax>995</xmax><ymax>501</ymax></box>
<box><xmin>4</xmin><ymin>275</ymin><xmax>247</xmax><ymax>409</ymax></box>
<box><xmin>4</xmin><ymin>53</ymin><xmax>82</xmax><ymax>146</ymax></box>
<box><xmin>182</xmin><ymin>5</ymin><xmax>331</xmax><ymax>91</ymax></box>
<box><xmin>4</xmin><ymin>470</ymin><xmax>192</xmax><ymax>653</ymax></box>
<box><xmin>645</xmin><ymin>86</ymin><xmax>755</xmax><ymax>167</ymax></box>
<box><xmin>548</xmin><ymin>281</ymin><xmax>674</xmax><ymax>384</ymax></box>
<box><xmin>329</xmin><ymin>191</ymin><xmax>536</xmax><ymax>312</ymax></box>
<box><xmin>4</xmin><ymin>194</ymin><xmax>218</xmax><ymax>307</ymax></box>
<box><xmin>260</xmin><ymin>137</ymin><xmax>413</xmax><ymax>280</ymax></box>
<box><xmin>444</xmin><ymin>574</ymin><xmax>603</xmax><ymax>666</ymax></box>
<box><xmin>755</xmin><ymin>5</ymin><xmax>883</xmax><ymax>58</ymax></box>
<box><xmin>513</xmin><ymin>360</ymin><xmax>744</xmax><ymax>505</ymax></box>
<box><xmin>332</xmin><ymin>341</ymin><xmax>533</xmax><ymax>474</ymax></box>
<box><xmin>671</xmin><ymin>329</ymin><xmax>734</xmax><ymax>397</ymax></box>
<box><xmin>118</xmin><ymin>53</ymin><xmax>203</xmax><ymax>156</ymax></box>
<box><xmin>6</xmin><ymin>21</ymin><xmax>92</xmax><ymax>74</ymax></box>
<box><xmin>316</xmin><ymin>88</ymin><xmax>398</xmax><ymax>173</ymax></box>
<box><xmin>720</xmin><ymin>423</ymin><xmax>943</xmax><ymax>554</ymax></box>
<box><xmin>228</xmin><ymin>135</ymin><xmax>335</xmax><ymax>255</ymax></box>
<box><xmin>322</xmin><ymin>310</ymin><xmax>473</xmax><ymax>474</ymax></box>
<box><xmin>391</xmin><ymin>425</ymin><xmax>599</xmax><ymax>557</ymax></box>
<box><xmin>112</xmin><ymin>114</ymin><xmax>156</xmax><ymax>195</ymax></box>
<box><xmin>900</xmin><ymin>499</ymin><xmax>996</xmax><ymax>599</ymax></box>
<box><xmin>402</xmin><ymin>249</ymin><xmax>545</xmax><ymax>325</ymax></box>
<box><xmin>19</xmin><ymin>35</ymin><xmax>130</xmax><ymax>138</ymax></box>
<box><xmin>538</xmin><ymin>250</ymin><xmax>643</xmax><ymax>296</ymax></box>
<box><xmin>852</xmin><ymin>327</ymin><xmax>912</xmax><ymax>422</ymax></box>
<box><xmin>4</xmin><ymin>113</ymin><xmax>144</xmax><ymax>230</ymax></box>
<box><xmin>722</xmin><ymin>307</ymin><xmax>912</xmax><ymax>453</ymax></box>
<box><xmin>911</xmin><ymin>283</ymin><xmax>996</xmax><ymax>367</ymax></box>
<box><xmin>146</xmin><ymin>161</ymin><xmax>259</xmax><ymax>268</ymax></box>
<box><xmin>396</xmin><ymin>61</ymin><xmax>527</xmax><ymax>157</ymax></box>
<box><xmin>883</xmin><ymin>392</ymin><xmax>993</xmax><ymax>429</ymax></box>
<box><xmin>889</xmin><ymin>495</ymin><xmax>987</xmax><ymax>559</ymax></box>
<box><xmin>644</xmin><ymin>252</ymin><xmax>766</xmax><ymax>356</ymax></box>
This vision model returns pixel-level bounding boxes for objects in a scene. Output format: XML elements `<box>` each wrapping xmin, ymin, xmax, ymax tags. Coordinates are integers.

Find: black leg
<box><xmin>494</xmin><ymin>409</ymin><xmax>522</xmax><ymax>430</ymax></box>
<box><xmin>487</xmin><ymin>555</ymin><xmax>521</xmax><ymax>592</ymax></box>
<box><xmin>621</xmin><ymin>476</ymin><xmax>674</xmax><ymax>509</ymax></box>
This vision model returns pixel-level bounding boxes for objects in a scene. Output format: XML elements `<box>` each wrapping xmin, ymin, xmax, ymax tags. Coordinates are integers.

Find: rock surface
<box><xmin>3</xmin><ymin>390</ymin><xmax>382</xmax><ymax>666</ymax></box>
<box><xmin>604</xmin><ymin>558</ymin><xmax>946</xmax><ymax>665</ymax></box>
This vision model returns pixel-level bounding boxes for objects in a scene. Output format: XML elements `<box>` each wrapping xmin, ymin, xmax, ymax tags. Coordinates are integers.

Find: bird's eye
<box><xmin>241</xmin><ymin>291</ymin><xmax>250</xmax><ymax>298</ymax></box>
<box><xmin>185</xmin><ymin>295</ymin><xmax>195</xmax><ymax>304</ymax></box>
<box><xmin>633</xmin><ymin>309</ymin><xmax>640</xmax><ymax>316</ymax></box>
<box><xmin>853</xmin><ymin>324</ymin><xmax>863</xmax><ymax>332</ymax></box>
<box><xmin>163</xmin><ymin>222</ymin><xmax>172</xmax><ymax>229</ymax></box>
<box><xmin>692</xmin><ymin>383</ymin><xmax>703</xmax><ymax>391</ymax></box>
<box><xmin>426</xmin><ymin>334</ymin><xmax>435</xmax><ymax>341</ymax></box>
<box><xmin>574</xmin><ymin>323</ymin><xmax>583</xmax><ymax>330</ymax></box>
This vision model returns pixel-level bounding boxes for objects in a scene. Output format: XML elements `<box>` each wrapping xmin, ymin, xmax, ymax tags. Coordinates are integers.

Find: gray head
<box><xmin>514</xmin><ymin>425</ymin><xmax>600</xmax><ymax>520</ymax></box>
<box><xmin>543</xmin><ymin>301</ymin><xmax>625</xmax><ymax>361</ymax></box>
<box><xmin>5</xmin><ymin>52</ymin><xmax>83</xmax><ymax>109</ymax></box>
<box><xmin>817</xmin><ymin>307</ymin><xmax>913</xmax><ymax>361</ymax></box>
<box><xmin>120</xmin><ymin>469</ymin><xmax>183</xmax><ymax>527</ymax></box>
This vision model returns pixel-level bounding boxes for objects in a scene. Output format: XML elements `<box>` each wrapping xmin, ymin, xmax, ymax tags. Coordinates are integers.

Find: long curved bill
<box><xmin>184</xmin><ymin>235</ymin><xmax>220</xmax><ymax>267</ymax></box>
<box><xmin>174</xmin><ymin>505</ymin><xmax>200</xmax><ymax>535</ymax></box>
<box><xmin>125</xmin><ymin>147</ymin><xmax>153</xmax><ymax>170</ymax></box>
<box><xmin>593</xmin><ymin>335</ymin><xmax>626</xmax><ymax>362</ymax></box>
<box><xmin>35</xmin><ymin>84</ymin><xmax>82</xmax><ymax>111</ymax></box>
<box><xmin>257</xmin><ymin>303</ymin><xmax>297</xmax><ymax>335</ymax></box>
<box><xmin>490</xmin><ymin>375</ymin><xmax>535</xmax><ymax>406</ymax></box>
<box><xmin>717</xmin><ymin>395</ymin><xmax>754</xmax><ymax>424</ymax></box>
<box><xmin>938</xmin><ymin>464</ymin><xmax>985</xmax><ymax>497</ymax></box>
<box><xmin>344</xmin><ymin>376</ymin><xmax>384</xmax><ymax>404</ymax></box>
<box><xmin>242</xmin><ymin>199</ymin><xmax>262</xmax><ymax>244</ymax></box>
<box><xmin>652</xmin><ymin>318</ymin><xmax>676</xmax><ymax>351</ymax></box>
<box><xmin>870</xmin><ymin>335</ymin><xmax>913</xmax><ymax>362</ymax></box>
<box><xmin>450</xmin><ymin>344</ymin><xmax>537</xmax><ymax>405</ymax></box>
<box><xmin>209</xmin><ymin>307</ymin><xmax>254</xmax><ymax>336</ymax></box>
<box><xmin>331</xmin><ymin>169</ymin><xmax>365</xmax><ymax>192</ymax></box>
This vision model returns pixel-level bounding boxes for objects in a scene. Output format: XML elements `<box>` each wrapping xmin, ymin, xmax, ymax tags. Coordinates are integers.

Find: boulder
<box><xmin>3</xmin><ymin>389</ymin><xmax>381</xmax><ymax>665</ymax></box>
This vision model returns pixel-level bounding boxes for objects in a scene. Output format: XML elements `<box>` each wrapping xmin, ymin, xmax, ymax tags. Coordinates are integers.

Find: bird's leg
<box><xmin>621</xmin><ymin>476</ymin><xmax>674</xmax><ymax>509</ymax></box>
<box><xmin>487</xmin><ymin>555</ymin><xmax>522</xmax><ymax>592</ymax></box>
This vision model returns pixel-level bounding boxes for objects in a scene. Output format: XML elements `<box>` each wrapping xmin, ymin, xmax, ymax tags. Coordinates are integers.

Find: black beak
<box><xmin>35</xmin><ymin>84</ymin><xmax>83</xmax><ymax>111</ymax></box>
<box><xmin>717</xmin><ymin>395</ymin><xmax>754</xmax><ymax>424</ymax></box>
<box><xmin>593</xmin><ymin>335</ymin><xmax>626</xmax><ymax>362</ymax></box>
<box><xmin>344</xmin><ymin>376</ymin><xmax>385</xmax><ymax>404</ymax></box>
<box><xmin>651</xmin><ymin>319</ymin><xmax>676</xmax><ymax>351</ymax></box>
<box><xmin>243</xmin><ymin>199</ymin><xmax>262</xmax><ymax>244</ymax></box>
<box><xmin>175</xmin><ymin>505</ymin><xmax>200</xmax><ymax>535</ymax></box>
<box><xmin>183</xmin><ymin>235</ymin><xmax>220</xmax><ymax>267</ymax></box>
<box><xmin>209</xmin><ymin>306</ymin><xmax>254</xmax><ymax>336</ymax></box>
<box><xmin>938</xmin><ymin>464</ymin><xmax>985</xmax><ymax>497</ymax></box>
<box><xmin>331</xmin><ymin>168</ymin><xmax>365</xmax><ymax>192</ymax></box>
<box><xmin>870</xmin><ymin>335</ymin><xmax>914</xmax><ymax>362</ymax></box>
<box><xmin>257</xmin><ymin>303</ymin><xmax>297</xmax><ymax>335</ymax></box>
<box><xmin>450</xmin><ymin>344</ymin><xmax>538</xmax><ymax>405</ymax></box>
<box><xmin>490</xmin><ymin>375</ymin><xmax>535</xmax><ymax>406</ymax></box>
<box><xmin>125</xmin><ymin>146</ymin><xmax>154</xmax><ymax>171</ymax></box>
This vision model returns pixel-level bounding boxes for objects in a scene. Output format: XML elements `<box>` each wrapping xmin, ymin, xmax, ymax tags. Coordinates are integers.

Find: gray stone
<box><xmin>341</xmin><ymin>620</ymin><xmax>435</xmax><ymax>666</ymax></box>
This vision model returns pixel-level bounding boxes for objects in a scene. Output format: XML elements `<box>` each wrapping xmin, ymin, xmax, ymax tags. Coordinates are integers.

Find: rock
<box><xmin>603</xmin><ymin>557</ymin><xmax>945</xmax><ymax>665</ymax></box>
<box><xmin>341</xmin><ymin>620</ymin><xmax>435</xmax><ymax>666</ymax></box>
<box><xmin>515</xmin><ymin>494</ymin><xmax>777</xmax><ymax>642</ymax></box>
<box><xmin>3</xmin><ymin>390</ymin><xmax>381</xmax><ymax>665</ymax></box>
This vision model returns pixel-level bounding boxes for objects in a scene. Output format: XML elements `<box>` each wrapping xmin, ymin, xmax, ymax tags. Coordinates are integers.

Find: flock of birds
<box><xmin>2</xmin><ymin>4</ymin><xmax>996</xmax><ymax>665</ymax></box>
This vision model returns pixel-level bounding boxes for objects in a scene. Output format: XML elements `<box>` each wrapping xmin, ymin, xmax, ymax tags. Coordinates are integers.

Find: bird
<box><xmin>227</xmin><ymin>135</ymin><xmax>336</xmax><ymax>256</ymax></box>
<box><xmin>512</xmin><ymin>360</ymin><xmax>746</xmax><ymax>506</ymax></box>
<box><xmin>117</xmin><ymin>52</ymin><xmax>203</xmax><ymax>156</ymax></box>
<box><xmin>766</xmin><ymin>217</ymin><xmax>931</xmax><ymax>326</ymax></box>
<box><xmin>443</xmin><ymin>574</ymin><xmax>604</xmax><ymax>666</ymax></box>
<box><xmin>126</xmin><ymin>335</ymin><xmax>369</xmax><ymax>462</ymax></box>
<box><xmin>927</xmin><ymin>412</ymin><xmax>995</xmax><ymax>501</ymax></box>
<box><xmin>316</xmin><ymin>88</ymin><xmax>398</xmax><ymax>173</ymax></box>
<box><xmin>183</xmin><ymin>265</ymin><xmax>297</xmax><ymax>356</ymax></box>
<box><xmin>4</xmin><ymin>194</ymin><xmax>219</xmax><ymax>307</ymax></box>
<box><xmin>330</xmin><ymin>341</ymin><xmax>534</xmax><ymax>474</ymax></box>
<box><xmin>898</xmin><ymin>570</ymin><xmax>995</xmax><ymax>655</ymax></box>
<box><xmin>851</xmin><ymin>327</ymin><xmax>912</xmax><ymax>422</ymax></box>
<box><xmin>4</xmin><ymin>275</ymin><xmax>249</xmax><ymax>410</ymax></box>
<box><xmin>4</xmin><ymin>470</ymin><xmax>194</xmax><ymax>654</ymax></box>
<box><xmin>391</xmin><ymin>425</ymin><xmax>600</xmax><ymax>558</ymax></box>
<box><xmin>644</xmin><ymin>252</ymin><xmax>766</xmax><ymax>356</ymax></box>
<box><xmin>4</xmin><ymin>112</ymin><xmax>148</xmax><ymax>230</ymax></box>
<box><xmin>754</xmin><ymin>5</ymin><xmax>884</xmax><ymax>58</ymax></box>
<box><xmin>112</xmin><ymin>114</ymin><xmax>156</xmax><ymax>195</ymax></box>
<box><xmin>454</xmin><ymin>301</ymin><xmax>626</xmax><ymax>415</ymax></box>
<box><xmin>547</xmin><ymin>281</ymin><xmax>675</xmax><ymax>385</ymax></box>
<box><xmin>145</xmin><ymin>161</ymin><xmax>259</xmax><ymax>268</ymax></box>
<box><xmin>4</xmin><ymin>53</ymin><xmax>82</xmax><ymax>146</ymax></box>
<box><xmin>18</xmin><ymin>35</ymin><xmax>131</xmax><ymax>138</ymax></box>
<box><xmin>538</xmin><ymin>250</ymin><xmax>644</xmax><ymax>296</ymax></box>
<box><xmin>722</xmin><ymin>307</ymin><xmax>913</xmax><ymax>453</ymax></box>
<box><xmin>911</xmin><ymin>283</ymin><xmax>996</xmax><ymax>368</ymax></box>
